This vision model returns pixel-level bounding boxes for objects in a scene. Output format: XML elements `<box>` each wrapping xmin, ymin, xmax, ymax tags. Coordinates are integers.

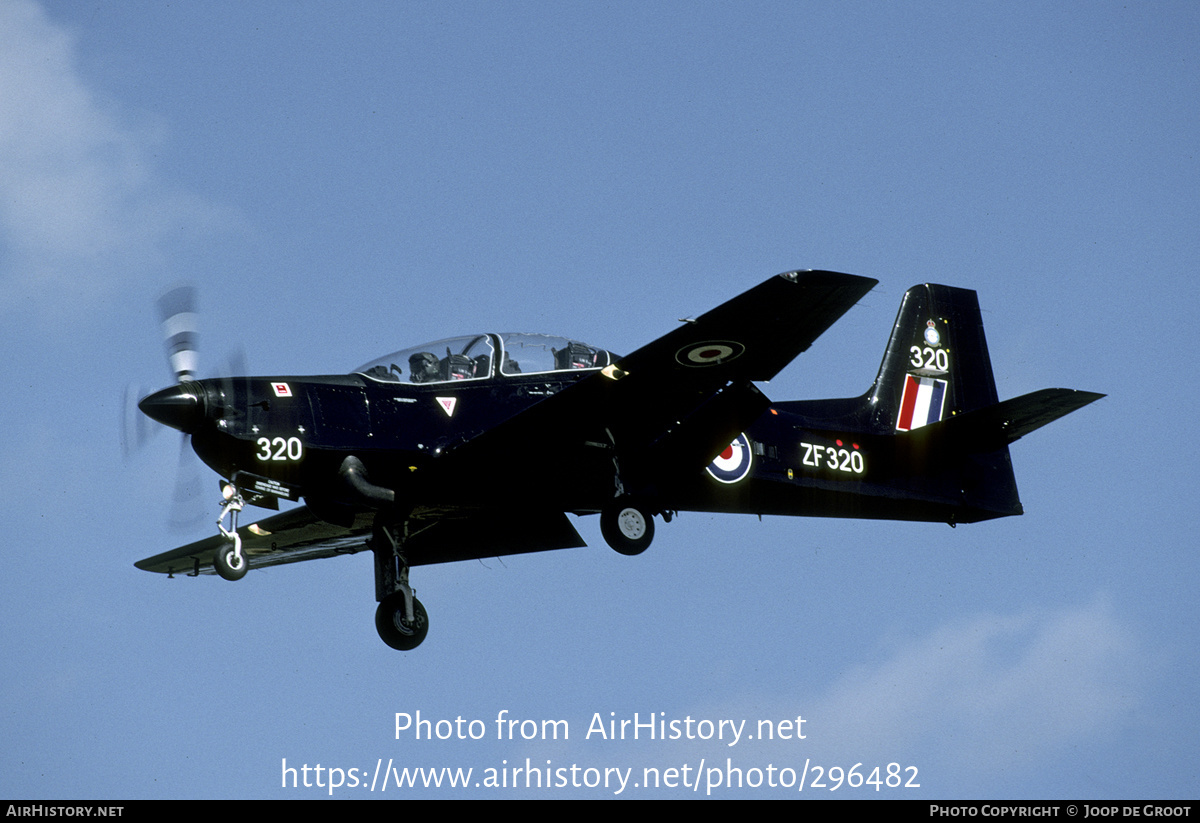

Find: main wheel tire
<box><xmin>375</xmin><ymin>591</ymin><xmax>429</xmax><ymax>651</ymax></box>
<box><xmin>213</xmin><ymin>544</ymin><xmax>248</xmax><ymax>581</ymax></box>
<box><xmin>600</xmin><ymin>501</ymin><xmax>654</xmax><ymax>556</ymax></box>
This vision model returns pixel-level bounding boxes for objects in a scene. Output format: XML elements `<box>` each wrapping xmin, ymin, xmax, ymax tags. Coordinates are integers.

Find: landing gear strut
<box><xmin>213</xmin><ymin>484</ymin><xmax>248</xmax><ymax>581</ymax></box>
<box><xmin>370</xmin><ymin>517</ymin><xmax>428</xmax><ymax>651</ymax></box>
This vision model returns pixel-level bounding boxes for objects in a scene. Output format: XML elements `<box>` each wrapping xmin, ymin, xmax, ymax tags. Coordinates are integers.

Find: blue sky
<box><xmin>2</xmin><ymin>0</ymin><xmax>1197</xmax><ymax>799</ymax></box>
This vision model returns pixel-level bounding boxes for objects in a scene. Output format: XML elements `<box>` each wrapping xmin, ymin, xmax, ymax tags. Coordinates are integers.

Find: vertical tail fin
<box><xmin>770</xmin><ymin>281</ymin><xmax>1101</xmax><ymax>523</ymax></box>
<box><xmin>866</xmin><ymin>283</ymin><xmax>999</xmax><ymax>434</ymax></box>
<box><xmin>866</xmin><ymin>283</ymin><xmax>1027</xmax><ymax>520</ymax></box>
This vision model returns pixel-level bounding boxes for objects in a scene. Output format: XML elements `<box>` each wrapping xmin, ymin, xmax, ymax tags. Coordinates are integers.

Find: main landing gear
<box><xmin>600</xmin><ymin>498</ymin><xmax>672</xmax><ymax>556</ymax></box>
<box><xmin>600</xmin><ymin>438</ymin><xmax>670</xmax><ymax>556</ymax></box>
<box><xmin>369</xmin><ymin>517</ymin><xmax>428</xmax><ymax>651</ymax></box>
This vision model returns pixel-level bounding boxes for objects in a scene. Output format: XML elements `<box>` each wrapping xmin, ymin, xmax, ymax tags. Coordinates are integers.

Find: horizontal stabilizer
<box><xmin>933</xmin><ymin>388</ymin><xmax>1104</xmax><ymax>449</ymax></box>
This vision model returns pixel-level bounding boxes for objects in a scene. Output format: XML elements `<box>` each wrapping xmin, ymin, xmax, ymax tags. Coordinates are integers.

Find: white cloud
<box><xmin>0</xmin><ymin>1</ymin><xmax>230</xmax><ymax>320</ymax></box>
<box><xmin>543</xmin><ymin>597</ymin><xmax>1150</xmax><ymax>796</ymax></box>
<box><xmin>807</xmin><ymin>597</ymin><xmax>1147</xmax><ymax>783</ymax></box>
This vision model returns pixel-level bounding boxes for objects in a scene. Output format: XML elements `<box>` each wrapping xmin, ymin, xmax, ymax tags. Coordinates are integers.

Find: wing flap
<box><xmin>402</xmin><ymin>510</ymin><xmax>587</xmax><ymax>565</ymax></box>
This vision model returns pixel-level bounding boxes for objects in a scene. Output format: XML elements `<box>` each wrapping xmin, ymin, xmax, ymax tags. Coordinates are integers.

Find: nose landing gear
<box><xmin>213</xmin><ymin>484</ymin><xmax>248</xmax><ymax>581</ymax></box>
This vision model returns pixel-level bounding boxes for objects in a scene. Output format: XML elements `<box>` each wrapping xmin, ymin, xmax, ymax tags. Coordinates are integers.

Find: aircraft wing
<box><xmin>432</xmin><ymin>270</ymin><xmax>878</xmax><ymax>488</ymax></box>
<box><xmin>614</xmin><ymin>269</ymin><xmax>879</xmax><ymax>382</ymax></box>
<box><xmin>134</xmin><ymin>505</ymin><xmax>587</xmax><ymax>575</ymax></box>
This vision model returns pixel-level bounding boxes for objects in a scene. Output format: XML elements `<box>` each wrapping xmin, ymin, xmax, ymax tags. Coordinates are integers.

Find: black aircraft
<box><xmin>135</xmin><ymin>270</ymin><xmax>1102</xmax><ymax>650</ymax></box>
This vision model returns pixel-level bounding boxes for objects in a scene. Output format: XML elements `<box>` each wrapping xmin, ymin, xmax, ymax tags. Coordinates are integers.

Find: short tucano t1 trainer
<box><xmin>135</xmin><ymin>270</ymin><xmax>1102</xmax><ymax>650</ymax></box>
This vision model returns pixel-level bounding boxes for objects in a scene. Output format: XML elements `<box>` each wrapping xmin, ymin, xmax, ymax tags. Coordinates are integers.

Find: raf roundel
<box><xmin>675</xmin><ymin>340</ymin><xmax>746</xmax><ymax>367</ymax></box>
<box><xmin>706</xmin><ymin>433</ymin><xmax>753</xmax><ymax>484</ymax></box>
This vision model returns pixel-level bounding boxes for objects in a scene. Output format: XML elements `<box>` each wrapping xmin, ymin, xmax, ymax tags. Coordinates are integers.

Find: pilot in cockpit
<box><xmin>408</xmin><ymin>352</ymin><xmax>440</xmax><ymax>383</ymax></box>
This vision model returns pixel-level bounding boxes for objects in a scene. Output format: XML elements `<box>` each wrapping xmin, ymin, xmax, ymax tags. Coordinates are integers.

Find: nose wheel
<box><xmin>213</xmin><ymin>542</ymin><xmax>248</xmax><ymax>581</ymax></box>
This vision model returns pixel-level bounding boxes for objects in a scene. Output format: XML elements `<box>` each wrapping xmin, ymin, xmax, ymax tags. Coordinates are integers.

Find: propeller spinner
<box><xmin>137</xmin><ymin>381</ymin><xmax>209</xmax><ymax>434</ymax></box>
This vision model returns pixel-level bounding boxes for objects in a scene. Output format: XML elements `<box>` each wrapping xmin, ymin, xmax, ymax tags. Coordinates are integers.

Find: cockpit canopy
<box><xmin>355</xmin><ymin>333</ymin><xmax>618</xmax><ymax>385</ymax></box>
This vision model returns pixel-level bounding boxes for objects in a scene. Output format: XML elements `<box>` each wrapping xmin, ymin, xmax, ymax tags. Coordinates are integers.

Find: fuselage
<box><xmin>140</xmin><ymin>327</ymin><xmax>1022</xmax><ymax>528</ymax></box>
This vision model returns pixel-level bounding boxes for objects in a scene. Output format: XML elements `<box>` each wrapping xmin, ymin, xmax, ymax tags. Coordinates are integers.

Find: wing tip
<box><xmin>777</xmin><ymin>268</ymin><xmax>879</xmax><ymax>288</ymax></box>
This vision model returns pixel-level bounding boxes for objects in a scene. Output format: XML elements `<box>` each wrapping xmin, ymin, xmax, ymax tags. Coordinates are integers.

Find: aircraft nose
<box><xmin>138</xmin><ymin>382</ymin><xmax>208</xmax><ymax>434</ymax></box>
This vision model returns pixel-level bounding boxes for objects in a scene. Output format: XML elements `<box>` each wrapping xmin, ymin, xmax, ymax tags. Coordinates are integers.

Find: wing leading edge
<box><xmin>135</xmin><ymin>505</ymin><xmax>587</xmax><ymax>575</ymax></box>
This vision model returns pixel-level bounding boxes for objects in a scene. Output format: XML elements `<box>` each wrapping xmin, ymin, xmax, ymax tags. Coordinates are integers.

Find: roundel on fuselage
<box><xmin>706</xmin><ymin>433</ymin><xmax>752</xmax><ymax>484</ymax></box>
